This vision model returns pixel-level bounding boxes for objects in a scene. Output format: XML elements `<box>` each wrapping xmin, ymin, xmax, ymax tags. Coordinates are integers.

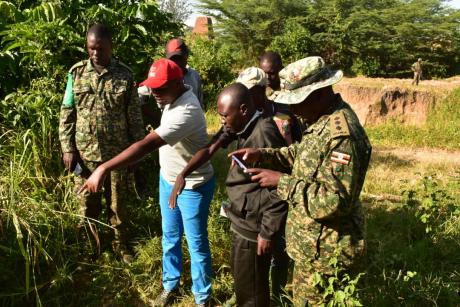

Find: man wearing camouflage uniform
<box><xmin>411</xmin><ymin>58</ymin><xmax>423</xmax><ymax>86</ymax></box>
<box><xmin>231</xmin><ymin>56</ymin><xmax>372</xmax><ymax>306</ymax></box>
<box><xmin>59</xmin><ymin>23</ymin><xmax>144</xmax><ymax>263</ymax></box>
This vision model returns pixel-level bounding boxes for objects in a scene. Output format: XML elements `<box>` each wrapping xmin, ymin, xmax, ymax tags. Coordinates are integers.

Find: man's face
<box><xmin>169</xmin><ymin>55</ymin><xmax>188</xmax><ymax>72</ymax></box>
<box><xmin>249</xmin><ymin>86</ymin><xmax>266</xmax><ymax>110</ymax></box>
<box><xmin>289</xmin><ymin>90</ymin><xmax>321</xmax><ymax>124</ymax></box>
<box><xmin>260</xmin><ymin>59</ymin><xmax>282</xmax><ymax>90</ymax></box>
<box><xmin>217</xmin><ymin>95</ymin><xmax>247</xmax><ymax>133</ymax></box>
<box><xmin>86</xmin><ymin>34</ymin><xmax>112</xmax><ymax>67</ymax></box>
<box><xmin>150</xmin><ymin>80</ymin><xmax>180</xmax><ymax>106</ymax></box>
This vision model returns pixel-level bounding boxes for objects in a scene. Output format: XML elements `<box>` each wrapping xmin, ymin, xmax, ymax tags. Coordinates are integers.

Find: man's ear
<box><xmin>240</xmin><ymin>103</ymin><xmax>248</xmax><ymax>116</ymax></box>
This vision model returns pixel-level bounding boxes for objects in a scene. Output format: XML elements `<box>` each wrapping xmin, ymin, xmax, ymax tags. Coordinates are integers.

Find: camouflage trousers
<box><xmin>412</xmin><ymin>72</ymin><xmax>421</xmax><ymax>85</ymax></box>
<box><xmin>74</xmin><ymin>160</ymin><xmax>135</xmax><ymax>251</ymax></box>
<box><xmin>286</xmin><ymin>209</ymin><xmax>366</xmax><ymax>306</ymax></box>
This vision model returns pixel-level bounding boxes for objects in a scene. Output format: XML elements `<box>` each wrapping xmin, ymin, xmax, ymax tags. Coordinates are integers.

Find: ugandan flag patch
<box><xmin>331</xmin><ymin>151</ymin><xmax>351</xmax><ymax>165</ymax></box>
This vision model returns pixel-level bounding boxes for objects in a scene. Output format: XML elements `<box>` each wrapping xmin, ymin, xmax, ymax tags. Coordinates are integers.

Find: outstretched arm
<box><xmin>79</xmin><ymin>131</ymin><xmax>166</xmax><ymax>193</ymax></box>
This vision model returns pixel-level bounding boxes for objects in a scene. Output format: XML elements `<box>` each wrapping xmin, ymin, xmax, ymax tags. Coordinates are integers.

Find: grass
<box><xmin>1</xmin><ymin>80</ymin><xmax>460</xmax><ymax>306</ymax></box>
<box><xmin>366</xmin><ymin>87</ymin><xmax>460</xmax><ymax>150</ymax></box>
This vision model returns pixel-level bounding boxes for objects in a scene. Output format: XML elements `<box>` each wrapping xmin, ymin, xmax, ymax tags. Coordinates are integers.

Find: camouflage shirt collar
<box><xmin>306</xmin><ymin>94</ymin><xmax>344</xmax><ymax>135</ymax></box>
<box><xmin>86</xmin><ymin>58</ymin><xmax>116</xmax><ymax>76</ymax></box>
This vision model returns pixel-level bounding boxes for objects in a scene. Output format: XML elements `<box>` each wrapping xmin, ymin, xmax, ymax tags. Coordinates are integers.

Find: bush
<box><xmin>187</xmin><ymin>36</ymin><xmax>237</xmax><ymax>110</ymax></box>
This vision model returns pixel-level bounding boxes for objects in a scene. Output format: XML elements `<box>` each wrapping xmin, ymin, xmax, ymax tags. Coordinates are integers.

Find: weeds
<box><xmin>1</xmin><ymin>80</ymin><xmax>460</xmax><ymax>305</ymax></box>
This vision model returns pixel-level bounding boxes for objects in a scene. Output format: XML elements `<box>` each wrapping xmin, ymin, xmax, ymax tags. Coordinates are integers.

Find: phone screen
<box><xmin>231</xmin><ymin>155</ymin><xmax>248</xmax><ymax>171</ymax></box>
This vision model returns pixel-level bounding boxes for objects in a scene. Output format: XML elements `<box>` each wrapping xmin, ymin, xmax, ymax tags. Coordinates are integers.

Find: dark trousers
<box><xmin>231</xmin><ymin>232</ymin><xmax>271</xmax><ymax>307</ymax></box>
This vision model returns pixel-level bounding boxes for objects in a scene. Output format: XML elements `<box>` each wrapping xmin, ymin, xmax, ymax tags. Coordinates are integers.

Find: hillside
<box><xmin>335</xmin><ymin>76</ymin><xmax>460</xmax><ymax>126</ymax></box>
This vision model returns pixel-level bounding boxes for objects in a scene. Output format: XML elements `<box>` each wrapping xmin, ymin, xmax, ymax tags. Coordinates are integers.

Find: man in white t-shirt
<box><xmin>79</xmin><ymin>58</ymin><xmax>215</xmax><ymax>307</ymax></box>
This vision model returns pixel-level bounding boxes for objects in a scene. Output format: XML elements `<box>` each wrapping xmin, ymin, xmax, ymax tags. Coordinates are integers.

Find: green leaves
<box><xmin>199</xmin><ymin>0</ymin><xmax>460</xmax><ymax>78</ymax></box>
<box><xmin>199</xmin><ymin>0</ymin><xmax>308</xmax><ymax>63</ymax></box>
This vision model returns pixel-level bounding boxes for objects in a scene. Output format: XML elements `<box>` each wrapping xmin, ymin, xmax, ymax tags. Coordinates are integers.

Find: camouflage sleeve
<box><xmin>59</xmin><ymin>72</ymin><xmax>77</xmax><ymax>153</ymax></box>
<box><xmin>127</xmin><ymin>81</ymin><xmax>145</xmax><ymax>142</ymax></box>
<box><xmin>258</xmin><ymin>119</ymin><xmax>290</xmax><ymax>240</ymax></box>
<box><xmin>286</xmin><ymin>137</ymin><xmax>356</xmax><ymax>221</ymax></box>
<box><xmin>259</xmin><ymin>143</ymin><xmax>298</xmax><ymax>171</ymax></box>
<box><xmin>59</xmin><ymin>106</ymin><xmax>77</xmax><ymax>152</ymax></box>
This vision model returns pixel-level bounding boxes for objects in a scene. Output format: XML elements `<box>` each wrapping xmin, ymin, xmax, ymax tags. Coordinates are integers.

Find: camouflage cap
<box><xmin>236</xmin><ymin>67</ymin><xmax>268</xmax><ymax>89</ymax></box>
<box><xmin>273</xmin><ymin>56</ymin><xmax>343</xmax><ymax>105</ymax></box>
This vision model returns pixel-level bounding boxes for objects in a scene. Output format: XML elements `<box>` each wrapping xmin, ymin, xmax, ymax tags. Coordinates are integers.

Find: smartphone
<box><xmin>231</xmin><ymin>155</ymin><xmax>248</xmax><ymax>171</ymax></box>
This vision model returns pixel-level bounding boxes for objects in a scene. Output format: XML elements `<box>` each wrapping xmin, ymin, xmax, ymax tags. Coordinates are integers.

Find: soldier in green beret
<box><xmin>231</xmin><ymin>56</ymin><xmax>372</xmax><ymax>306</ymax></box>
<box><xmin>59</xmin><ymin>23</ymin><xmax>144</xmax><ymax>264</ymax></box>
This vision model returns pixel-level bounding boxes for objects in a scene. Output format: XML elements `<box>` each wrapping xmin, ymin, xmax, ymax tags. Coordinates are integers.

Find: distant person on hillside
<box><xmin>169</xmin><ymin>83</ymin><xmax>290</xmax><ymax>307</ymax></box>
<box><xmin>411</xmin><ymin>58</ymin><xmax>423</xmax><ymax>86</ymax></box>
<box><xmin>259</xmin><ymin>51</ymin><xmax>284</xmax><ymax>99</ymax></box>
<box><xmin>59</xmin><ymin>23</ymin><xmax>144</xmax><ymax>264</ymax></box>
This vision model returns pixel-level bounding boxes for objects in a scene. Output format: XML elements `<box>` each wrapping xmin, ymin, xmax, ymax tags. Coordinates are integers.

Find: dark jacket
<box><xmin>226</xmin><ymin>114</ymin><xmax>289</xmax><ymax>242</ymax></box>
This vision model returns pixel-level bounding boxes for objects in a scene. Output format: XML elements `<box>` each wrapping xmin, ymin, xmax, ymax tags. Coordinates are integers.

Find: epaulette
<box><xmin>69</xmin><ymin>60</ymin><xmax>86</xmax><ymax>72</ymax></box>
<box><xmin>117</xmin><ymin>60</ymin><xmax>134</xmax><ymax>74</ymax></box>
<box><xmin>330</xmin><ymin>110</ymin><xmax>350</xmax><ymax>138</ymax></box>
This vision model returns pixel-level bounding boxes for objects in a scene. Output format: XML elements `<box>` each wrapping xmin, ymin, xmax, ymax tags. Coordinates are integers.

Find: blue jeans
<box><xmin>159</xmin><ymin>174</ymin><xmax>215</xmax><ymax>304</ymax></box>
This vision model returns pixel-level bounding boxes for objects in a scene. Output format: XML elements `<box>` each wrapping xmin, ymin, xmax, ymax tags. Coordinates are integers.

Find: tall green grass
<box><xmin>367</xmin><ymin>88</ymin><xmax>460</xmax><ymax>149</ymax></box>
<box><xmin>1</xmin><ymin>79</ymin><xmax>459</xmax><ymax>306</ymax></box>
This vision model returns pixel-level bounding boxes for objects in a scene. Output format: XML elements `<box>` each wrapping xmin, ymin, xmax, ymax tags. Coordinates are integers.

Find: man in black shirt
<box><xmin>169</xmin><ymin>83</ymin><xmax>289</xmax><ymax>306</ymax></box>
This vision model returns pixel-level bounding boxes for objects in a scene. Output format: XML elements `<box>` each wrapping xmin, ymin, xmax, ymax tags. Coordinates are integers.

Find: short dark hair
<box><xmin>259</xmin><ymin>51</ymin><xmax>282</xmax><ymax>66</ymax></box>
<box><xmin>87</xmin><ymin>23</ymin><xmax>112</xmax><ymax>41</ymax></box>
<box><xmin>220</xmin><ymin>83</ymin><xmax>254</xmax><ymax>110</ymax></box>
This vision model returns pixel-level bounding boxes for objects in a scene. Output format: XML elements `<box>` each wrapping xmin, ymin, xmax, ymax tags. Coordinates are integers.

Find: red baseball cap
<box><xmin>165</xmin><ymin>38</ymin><xmax>189</xmax><ymax>59</ymax></box>
<box><xmin>139</xmin><ymin>58</ymin><xmax>184</xmax><ymax>89</ymax></box>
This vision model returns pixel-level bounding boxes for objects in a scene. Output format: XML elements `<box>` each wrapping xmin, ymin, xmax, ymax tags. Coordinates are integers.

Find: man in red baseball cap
<box><xmin>80</xmin><ymin>58</ymin><xmax>216</xmax><ymax>307</ymax></box>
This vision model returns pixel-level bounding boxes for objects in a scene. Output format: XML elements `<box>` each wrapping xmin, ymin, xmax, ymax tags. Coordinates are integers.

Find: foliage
<box><xmin>311</xmin><ymin>252</ymin><xmax>364</xmax><ymax>306</ymax></box>
<box><xmin>198</xmin><ymin>0</ymin><xmax>308</xmax><ymax>63</ymax></box>
<box><xmin>159</xmin><ymin>0</ymin><xmax>192</xmax><ymax>24</ymax></box>
<box><xmin>187</xmin><ymin>35</ymin><xmax>237</xmax><ymax>110</ymax></box>
<box><xmin>200</xmin><ymin>0</ymin><xmax>460</xmax><ymax>78</ymax></box>
<box><xmin>403</xmin><ymin>174</ymin><xmax>460</xmax><ymax>235</ymax></box>
<box><xmin>1</xmin><ymin>0</ymin><xmax>460</xmax><ymax>306</ymax></box>
<box><xmin>269</xmin><ymin>17</ymin><xmax>312</xmax><ymax>64</ymax></box>
<box><xmin>0</xmin><ymin>0</ymin><xmax>181</xmax><ymax>98</ymax></box>
<box><xmin>360</xmin><ymin>168</ymin><xmax>460</xmax><ymax>306</ymax></box>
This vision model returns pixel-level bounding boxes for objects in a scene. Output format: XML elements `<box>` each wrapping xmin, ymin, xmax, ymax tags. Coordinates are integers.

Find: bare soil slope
<box><xmin>334</xmin><ymin>76</ymin><xmax>460</xmax><ymax>126</ymax></box>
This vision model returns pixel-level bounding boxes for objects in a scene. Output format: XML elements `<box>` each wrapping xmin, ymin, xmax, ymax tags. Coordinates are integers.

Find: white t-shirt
<box><xmin>155</xmin><ymin>86</ymin><xmax>214</xmax><ymax>189</ymax></box>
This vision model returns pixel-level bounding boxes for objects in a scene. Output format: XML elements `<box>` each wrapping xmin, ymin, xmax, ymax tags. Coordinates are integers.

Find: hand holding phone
<box><xmin>231</xmin><ymin>155</ymin><xmax>248</xmax><ymax>171</ymax></box>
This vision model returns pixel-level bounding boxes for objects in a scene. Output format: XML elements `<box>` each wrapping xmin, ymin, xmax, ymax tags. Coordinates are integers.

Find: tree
<box><xmin>270</xmin><ymin>0</ymin><xmax>460</xmax><ymax>77</ymax></box>
<box><xmin>159</xmin><ymin>0</ymin><xmax>192</xmax><ymax>24</ymax></box>
<box><xmin>198</xmin><ymin>0</ymin><xmax>308</xmax><ymax>63</ymax></box>
<box><xmin>0</xmin><ymin>0</ymin><xmax>182</xmax><ymax>98</ymax></box>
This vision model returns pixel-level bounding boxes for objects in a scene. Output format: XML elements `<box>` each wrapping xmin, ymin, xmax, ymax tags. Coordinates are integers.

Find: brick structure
<box><xmin>193</xmin><ymin>16</ymin><xmax>213</xmax><ymax>39</ymax></box>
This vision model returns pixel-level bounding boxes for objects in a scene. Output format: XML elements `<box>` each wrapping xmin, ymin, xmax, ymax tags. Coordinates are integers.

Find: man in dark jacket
<box><xmin>169</xmin><ymin>83</ymin><xmax>289</xmax><ymax>306</ymax></box>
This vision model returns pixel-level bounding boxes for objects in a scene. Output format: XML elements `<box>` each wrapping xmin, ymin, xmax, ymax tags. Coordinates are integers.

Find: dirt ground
<box><xmin>375</xmin><ymin>147</ymin><xmax>460</xmax><ymax>165</ymax></box>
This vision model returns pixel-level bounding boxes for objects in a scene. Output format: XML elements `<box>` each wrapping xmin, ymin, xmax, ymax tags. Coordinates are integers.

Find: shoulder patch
<box><xmin>69</xmin><ymin>60</ymin><xmax>86</xmax><ymax>72</ymax></box>
<box><xmin>330</xmin><ymin>111</ymin><xmax>350</xmax><ymax>138</ymax></box>
<box><xmin>117</xmin><ymin>60</ymin><xmax>134</xmax><ymax>74</ymax></box>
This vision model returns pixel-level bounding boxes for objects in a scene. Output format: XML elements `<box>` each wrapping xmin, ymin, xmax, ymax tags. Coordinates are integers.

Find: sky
<box><xmin>185</xmin><ymin>0</ymin><xmax>460</xmax><ymax>27</ymax></box>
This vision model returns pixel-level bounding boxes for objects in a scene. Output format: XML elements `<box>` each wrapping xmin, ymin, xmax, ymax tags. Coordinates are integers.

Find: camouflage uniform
<box><xmin>59</xmin><ymin>59</ymin><xmax>144</xmax><ymax>250</ymax></box>
<box><xmin>260</xmin><ymin>96</ymin><xmax>371</xmax><ymax>306</ymax></box>
<box><xmin>411</xmin><ymin>59</ymin><xmax>423</xmax><ymax>86</ymax></box>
